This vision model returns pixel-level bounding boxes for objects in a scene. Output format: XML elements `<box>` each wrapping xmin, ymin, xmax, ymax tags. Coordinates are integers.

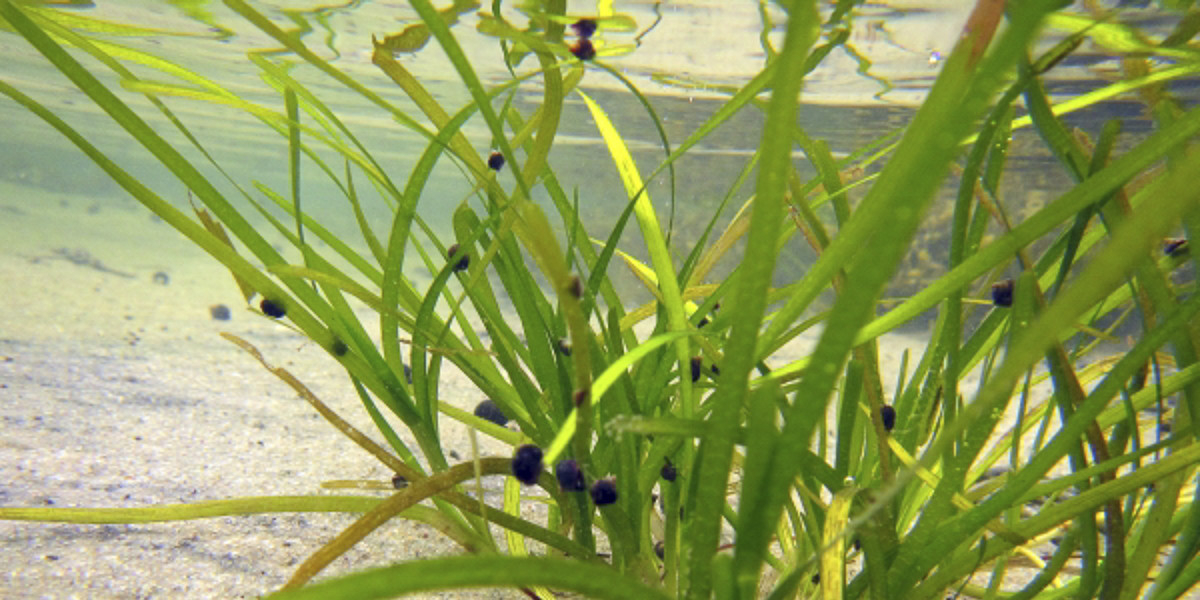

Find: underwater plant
<box><xmin>2</xmin><ymin>0</ymin><xmax>1200</xmax><ymax>598</ymax></box>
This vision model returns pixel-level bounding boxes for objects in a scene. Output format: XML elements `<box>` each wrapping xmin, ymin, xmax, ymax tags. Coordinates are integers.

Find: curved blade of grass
<box><xmin>410</xmin><ymin>237</ymin><xmax>499</xmax><ymax>429</ymax></box>
<box><xmin>401</xmin><ymin>0</ymin><xmax>554</xmax><ymax>247</ymax></box>
<box><xmin>284</xmin><ymin>85</ymin><xmax>304</xmax><ymax>248</ymax></box>
<box><xmin>221</xmin><ymin>333</ymin><xmax>421</xmax><ymax>470</ymax></box>
<box><xmin>1006</xmin><ymin>61</ymin><xmax>1200</xmax><ymax>137</ymax></box>
<box><xmin>0</xmin><ymin>495</ymin><xmax>489</xmax><ymax>556</ymax></box>
<box><xmin>25</xmin><ymin>3</ymin><xmax>212</xmax><ymax>36</ymax></box>
<box><xmin>265</xmin><ymin>555</ymin><xmax>671</xmax><ymax>600</ymax></box>
<box><xmin>24</xmin><ymin>12</ymin><xmax>230</xmax><ymax>97</ymax></box>
<box><xmin>192</xmin><ymin>204</ymin><xmax>256</xmax><ymax>301</ymax></box>
<box><xmin>1045</xmin><ymin>12</ymin><xmax>1200</xmax><ymax>60</ymax></box>
<box><xmin>283</xmin><ymin>458</ymin><xmax>560</xmax><ymax>589</ymax></box>
<box><xmin>0</xmin><ymin>496</ymin><xmax>382</xmax><ymax>523</ymax></box>
<box><xmin>590</xmin><ymin>61</ymin><xmax>678</xmax><ymax>240</ymax></box>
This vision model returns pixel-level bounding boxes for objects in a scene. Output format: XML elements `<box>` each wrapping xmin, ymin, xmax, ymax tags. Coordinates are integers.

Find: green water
<box><xmin>0</xmin><ymin>4</ymin><xmax>1196</xmax><ymax>596</ymax></box>
<box><xmin>0</xmin><ymin>1</ymin><xmax>1187</xmax><ymax>307</ymax></box>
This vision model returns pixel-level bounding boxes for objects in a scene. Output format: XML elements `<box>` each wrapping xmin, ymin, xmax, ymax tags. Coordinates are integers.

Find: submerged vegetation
<box><xmin>3</xmin><ymin>0</ymin><xmax>1200</xmax><ymax>598</ymax></box>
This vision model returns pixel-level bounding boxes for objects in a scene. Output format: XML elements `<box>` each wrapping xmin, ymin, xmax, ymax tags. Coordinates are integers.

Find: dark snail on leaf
<box><xmin>511</xmin><ymin>444</ymin><xmax>543</xmax><ymax>485</ymax></box>
<box><xmin>447</xmin><ymin>243</ymin><xmax>469</xmax><ymax>272</ymax></box>
<box><xmin>570</xmin><ymin>39</ymin><xmax>596</xmax><ymax>60</ymax></box>
<box><xmin>487</xmin><ymin>151</ymin><xmax>505</xmax><ymax>171</ymax></box>
<box><xmin>590</xmin><ymin>478</ymin><xmax>618</xmax><ymax>505</ymax></box>
<box><xmin>880</xmin><ymin>405</ymin><xmax>896</xmax><ymax>432</ymax></box>
<box><xmin>991</xmin><ymin>279</ymin><xmax>1014</xmax><ymax>307</ymax></box>
<box><xmin>1164</xmin><ymin>237</ymin><xmax>1188</xmax><ymax>257</ymax></box>
<box><xmin>567</xmin><ymin>275</ymin><xmax>583</xmax><ymax>299</ymax></box>
<box><xmin>571</xmin><ymin>18</ymin><xmax>597</xmax><ymax>39</ymax></box>
<box><xmin>661</xmin><ymin>459</ymin><xmax>677</xmax><ymax>482</ymax></box>
<box><xmin>260</xmin><ymin>298</ymin><xmax>286</xmax><ymax>318</ymax></box>
<box><xmin>555</xmin><ymin>459</ymin><xmax>586</xmax><ymax>492</ymax></box>
<box><xmin>474</xmin><ymin>399</ymin><xmax>509</xmax><ymax>427</ymax></box>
